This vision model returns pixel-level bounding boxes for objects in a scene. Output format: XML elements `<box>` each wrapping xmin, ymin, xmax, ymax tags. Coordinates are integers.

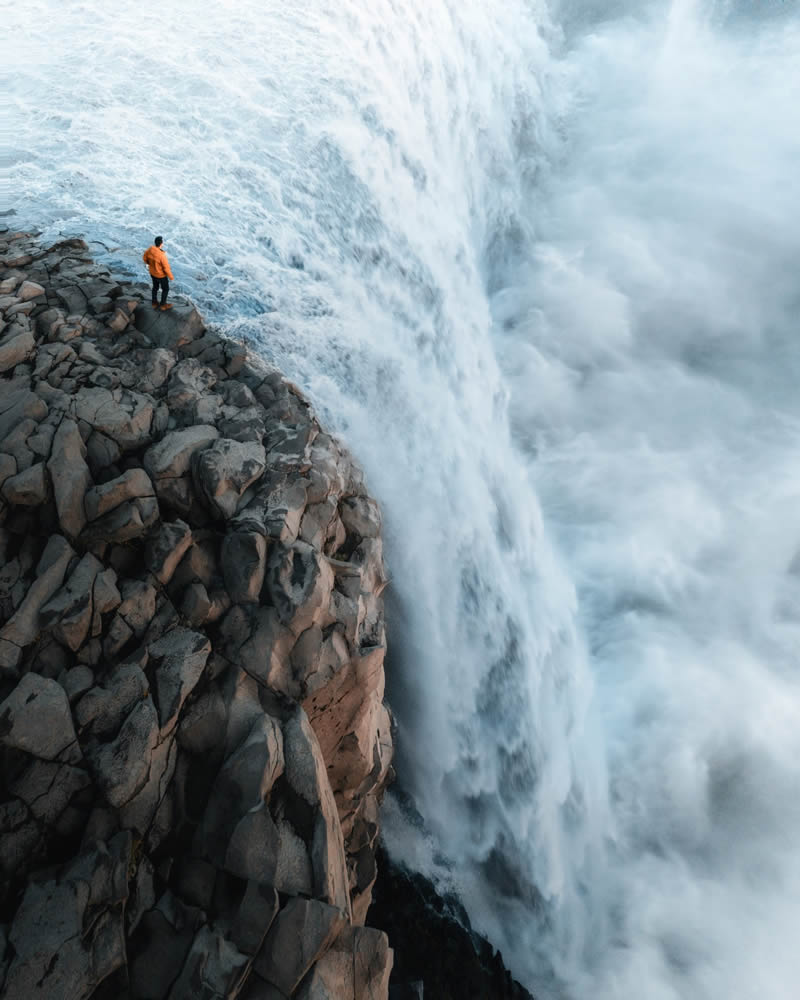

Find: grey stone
<box><xmin>0</xmin><ymin>452</ymin><xmax>16</xmax><ymax>490</ymax></box>
<box><xmin>18</xmin><ymin>279</ymin><xmax>45</xmax><ymax>301</ymax></box>
<box><xmin>174</xmin><ymin>856</ymin><xmax>217</xmax><ymax>910</ymax></box>
<box><xmin>87</xmin><ymin>697</ymin><xmax>159</xmax><ymax>808</ymax></box>
<box><xmin>91</xmin><ymin>567</ymin><xmax>121</xmax><ymax>636</ymax></box>
<box><xmin>75</xmin><ymin>660</ymin><xmax>149</xmax><ymax>736</ymax></box>
<box><xmin>82</xmin><ymin>495</ymin><xmax>159</xmax><ymax>543</ymax></box>
<box><xmin>253</xmin><ymin>897</ymin><xmax>347</xmax><ymax>996</ymax></box>
<box><xmin>229</xmin><ymin>881</ymin><xmax>279</xmax><ymax>958</ymax></box>
<box><xmin>55</xmin><ymin>283</ymin><xmax>88</xmax><ymax>316</ymax></box>
<box><xmin>193</xmin><ymin>438</ymin><xmax>267</xmax><ymax>519</ymax></box>
<box><xmin>340</xmin><ymin>495</ymin><xmax>382</xmax><ymax>539</ymax></box>
<box><xmin>299</xmin><ymin>497</ymin><xmax>338</xmax><ymax>550</ymax></box>
<box><xmin>143</xmin><ymin>424</ymin><xmax>219</xmax><ymax>481</ymax></box>
<box><xmin>225</xmin><ymin>804</ymin><xmax>282</xmax><ymax>884</ymax></box>
<box><xmin>62</xmin><ymin>665</ymin><xmax>95</xmax><ymax>704</ymax></box>
<box><xmin>167</xmin><ymin>925</ymin><xmax>250</xmax><ymax>1000</ymax></box>
<box><xmin>291</xmin><ymin>624</ymin><xmax>349</xmax><ymax>698</ymax></box>
<box><xmin>48</xmin><ymin>417</ymin><xmax>91</xmax><ymax>538</ymax></box>
<box><xmin>166</xmin><ymin>357</ymin><xmax>217</xmax><ymax>409</ymax></box>
<box><xmin>145</xmin><ymin>518</ymin><xmax>192</xmax><ymax>585</ymax></box>
<box><xmin>240</xmin><ymin>975</ymin><xmax>290</xmax><ymax>1000</ymax></box>
<box><xmin>220</xmin><ymin>605</ymin><xmax>295</xmax><ymax>692</ymax></box>
<box><xmin>0</xmin><ymin>271</ymin><xmax>24</xmax><ymax>294</ymax></box>
<box><xmin>353</xmin><ymin>925</ymin><xmax>393</xmax><ymax>1000</ymax></box>
<box><xmin>266</xmin><ymin>540</ymin><xmax>335</xmax><ymax>637</ymax></box>
<box><xmin>108</xmin><ymin>304</ymin><xmax>131</xmax><ymax>333</ymax></box>
<box><xmin>0</xmin><ymin>330</ymin><xmax>35</xmax><ymax>372</ymax></box>
<box><xmin>134</xmin><ymin>302</ymin><xmax>206</xmax><ymax>349</ymax></box>
<box><xmin>40</xmin><ymin>552</ymin><xmax>103</xmax><ymax>651</ymax></box>
<box><xmin>27</xmin><ymin>423</ymin><xmax>56</xmax><ymax>462</ymax></box>
<box><xmin>222</xmin><ymin>530</ymin><xmax>267</xmax><ymax>604</ymax></box>
<box><xmin>234</xmin><ymin>478</ymin><xmax>307</xmax><ymax>543</ymax></box>
<box><xmin>195</xmin><ymin>712</ymin><xmax>284</xmax><ymax>867</ymax></box>
<box><xmin>148</xmin><ymin>627</ymin><xmax>210</xmax><ymax>733</ymax></box>
<box><xmin>118</xmin><ymin>579</ymin><xmax>158</xmax><ymax>635</ymax></box>
<box><xmin>86</xmin><ymin>429</ymin><xmax>122</xmax><ymax>472</ymax></box>
<box><xmin>119</xmin><ymin>732</ymin><xmax>178</xmax><ymax>837</ymax></box>
<box><xmin>294</xmin><ymin>939</ymin><xmax>354</xmax><ymax>1000</ymax></box>
<box><xmin>133</xmin><ymin>346</ymin><xmax>177</xmax><ymax>390</ymax></box>
<box><xmin>126</xmin><ymin>853</ymin><xmax>156</xmax><ymax>937</ymax></box>
<box><xmin>0</xmin><ymin>535</ymin><xmax>74</xmax><ymax>670</ymax></box>
<box><xmin>8</xmin><ymin>758</ymin><xmax>90</xmax><ymax>825</ymax></box>
<box><xmin>72</xmin><ymin>385</ymin><xmax>156</xmax><ymax>451</ymax></box>
<box><xmin>0</xmin><ymin>460</ymin><xmax>47</xmax><ymax>505</ymax></box>
<box><xmin>84</xmin><ymin>467</ymin><xmax>155</xmax><ymax>520</ymax></box>
<box><xmin>4</xmin><ymin>833</ymin><xmax>129</xmax><ymax>1000</ymax></box>
<box><xmin>181</xmin><ymin>581</ymin><xmax>212</xmax><ymax>626</ymax></box>
<box><xmin>171</xmin><ymin>532</ymin><xmax>217</xmax><ymax>588</ymax></box>
<box><xmin>128</xmin><ymin>891</ymin><xmax>203</xmax><ymax>1000</ymax></box>
<box><xmin>0</xmin><ymin>388</ymin><xmax>47</xmax><ymax>444</ymax></box>
<box><xmin>272</xmin><ymin>817</ymin><xmax>313</xmax><ymax>896</ymax></box>
<box><xmin>177</xmin><ymin>684</ymin><xmax>226</xmax><ymax>755</ymax></box>
<box><xmin>0</xmin><ymin>672</ymin><xmax>79</xmax><ymax>762</ymax></box>
<box><xmin>283</xmin><ymin>707</ymin><xmax>350</xmax><ymax>913</ymax></box>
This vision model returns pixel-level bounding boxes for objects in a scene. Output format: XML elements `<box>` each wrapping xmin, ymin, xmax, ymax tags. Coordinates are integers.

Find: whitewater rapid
<box><xmin>6</xmin><ymin>1</ymin><xmax>800</xmax><ymax>996</ymax></box>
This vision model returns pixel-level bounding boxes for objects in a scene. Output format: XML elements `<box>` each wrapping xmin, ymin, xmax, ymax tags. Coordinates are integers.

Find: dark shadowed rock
<box><xmin>85</xmin><ymin>467</ymin><xmax>155</xmax><ymax>521</ymax></box>
<box><xmin>0</xmin><ymin>534</ymin><xmax>74</xmax><ymax>673</ymax></box>
<box><xmin>40</xmin><ymin>551</ymin><xmax>103</xmax><ymax>651</ymax></box>
<box><xmin>47</xmin><ymin>416</ymin><xmax>91</xmax><ymax>538</ymax></box>
<box><xmin>3</xmin><ymin>833</ymin><xmax>130</xmax><ymax>1000</ymax></box>
<box><xmin>222</xmin><ymin>530</ymin><xmax>267</xmax><ymax>604</ymax></box>
<box><xmin>0</xmin><ymin>672</ymin><xmax>79</xmax><ymax>761</ymax></box>
<box><xmin>1</xmin><ymin>460</ymin><xmax>47</xmax><ymax>505</ymax></box>
<box><xmin>254</xmin><ymin>896</ymin><xmax>347</xmax><ymax>996</ymax></box>
<box><xmin>146</xmin><ymin>518</ymin><xmax>193</xmax><ymax>585</ymax></box>
<box><xmin>144</xmin><ymin>424</ymin><xmax>220</xmax><ymax>481</ymax></box>
<box><xmin>193</xmin><ymin>437</ymin><xmax>267</xmax><ymax>519</ymax></box>
<box><xmin>87</xmin><ymin>697</ymin><xmax>159</xmax><ymax>808</ymax></box>
<box><xmin>148</xmin><ymin>628</ymin><xmax>211</xmax><ymax>734</ymax></box>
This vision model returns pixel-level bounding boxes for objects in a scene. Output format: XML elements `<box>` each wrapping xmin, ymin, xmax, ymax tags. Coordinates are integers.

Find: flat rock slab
<box><xmin>0</xmin><ymin>672</ymin><xmax>79</xmax><ymax>761</ymax></box>
<box><xmin>134</xmin><ymin>302</ymin><xmax>205</xmax><ymax>349</ymax></box>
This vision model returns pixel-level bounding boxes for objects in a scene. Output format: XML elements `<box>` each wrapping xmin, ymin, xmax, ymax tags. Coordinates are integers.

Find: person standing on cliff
<box><xmin>142</xmin><ymin>236</ymin><xmax>174</xmax><ymax>310</ymax></box>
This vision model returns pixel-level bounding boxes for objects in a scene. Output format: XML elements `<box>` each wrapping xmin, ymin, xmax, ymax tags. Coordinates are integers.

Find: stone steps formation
<box><xmin>0</xmin><ymin>228</ymin><xmax>394</xmax><ymax>1000</ymax></box>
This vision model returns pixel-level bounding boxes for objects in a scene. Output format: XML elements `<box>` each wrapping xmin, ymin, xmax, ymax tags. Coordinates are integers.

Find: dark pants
<box><xmin>151</xmin><ymin>275</ymin><xmax>169</xmax><ymax>305</ymax></box>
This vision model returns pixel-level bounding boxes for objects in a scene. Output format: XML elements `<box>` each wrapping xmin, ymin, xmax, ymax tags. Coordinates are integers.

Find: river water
<box><xmin>6</xmin><ymin>1</ymin><xmax>800</xmax><ymax>996</ymax></box>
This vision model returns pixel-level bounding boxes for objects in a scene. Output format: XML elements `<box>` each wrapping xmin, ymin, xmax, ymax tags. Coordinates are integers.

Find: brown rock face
<box><xmin>0</xmin><ymin>229</ymin><xmax>393</xmax><ymax>1000</ymax></box>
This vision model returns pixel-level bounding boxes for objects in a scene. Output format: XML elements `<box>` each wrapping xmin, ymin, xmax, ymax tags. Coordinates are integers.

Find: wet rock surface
<box><xmin>0</xmin><ymin>230</ymin><xmax>394</xmax><ymax>1000</ymax></box>
<box><xmin>370</xmin><ymin>846</ymin><xmax>535</xmax><ymax>1000</ymax></box>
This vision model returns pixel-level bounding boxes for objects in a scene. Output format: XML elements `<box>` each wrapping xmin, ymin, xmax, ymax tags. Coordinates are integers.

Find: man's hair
<box><xmin>154</xmin><ymin>236</ymin><xmax>163</xmax><ymax>247</ymax></box>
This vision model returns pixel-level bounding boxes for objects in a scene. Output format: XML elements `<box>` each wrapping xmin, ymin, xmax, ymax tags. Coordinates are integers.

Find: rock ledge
<box><xmin>0</xmin><ymin>228</ymin><xmax>393</xmax><ymax>1000</ymax></box>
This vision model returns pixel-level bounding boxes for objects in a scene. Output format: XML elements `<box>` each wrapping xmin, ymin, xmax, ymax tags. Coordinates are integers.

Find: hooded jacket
<box><xmin>143</xmin><ymin>244</ymin><xmax>174</xmax><ymax>280</ymax></box>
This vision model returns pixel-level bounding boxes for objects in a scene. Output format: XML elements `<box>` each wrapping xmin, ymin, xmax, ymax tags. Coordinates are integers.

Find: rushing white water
<box><xmin>6</xmin><ymin>1</ymin><xmax>800</xmax><ymax>996</ymax></box>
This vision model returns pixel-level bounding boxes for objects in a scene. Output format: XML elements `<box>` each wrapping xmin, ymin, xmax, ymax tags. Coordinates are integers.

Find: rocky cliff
<box><xmin>0</xmin><ymin>228</ymin><xmax>394</xmax><ymax>999</ymax></box>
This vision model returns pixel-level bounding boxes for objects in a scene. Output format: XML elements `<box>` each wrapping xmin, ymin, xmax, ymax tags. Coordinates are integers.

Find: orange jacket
<box><xmin>143</xmin><ymin>245</ymin><xmax>174</xmax><ymax>280</ymax></box>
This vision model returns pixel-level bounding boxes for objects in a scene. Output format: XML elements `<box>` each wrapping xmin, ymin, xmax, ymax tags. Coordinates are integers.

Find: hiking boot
<box><xmin>160</xmin><ymin>304</ymin><xmax>173</xmax><ymax>311</ymax></box>
<box><xmin>151</xmin><ymin>302</ymin><xmax>159</xmax><ymax>309</ymax></box>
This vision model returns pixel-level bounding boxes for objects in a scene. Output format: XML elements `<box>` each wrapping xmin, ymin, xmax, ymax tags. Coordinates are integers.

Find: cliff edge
<box><xmin>0</xmin><ymin>228</ymin><xmax>393</xmax><ymax>999</ymax></box>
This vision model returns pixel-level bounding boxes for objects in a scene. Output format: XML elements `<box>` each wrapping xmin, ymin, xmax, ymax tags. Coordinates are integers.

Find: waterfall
<box><xmin>8</xmin><ymin>1</ymin><xmax>800</xmax><ymax>995</ymax></box>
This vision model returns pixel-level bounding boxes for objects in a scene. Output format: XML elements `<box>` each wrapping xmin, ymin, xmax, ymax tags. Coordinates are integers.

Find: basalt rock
<box><xmin>0</xmin><ymin>230</ymin><xmax>394</xmax><ymax>1000</ymax></box>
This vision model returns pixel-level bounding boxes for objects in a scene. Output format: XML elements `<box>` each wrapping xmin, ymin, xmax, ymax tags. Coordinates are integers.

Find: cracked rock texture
<box><xmin>0</xmin><ymin>229</ymin><xmax>394</xmax><ymax>1000</ymax></box>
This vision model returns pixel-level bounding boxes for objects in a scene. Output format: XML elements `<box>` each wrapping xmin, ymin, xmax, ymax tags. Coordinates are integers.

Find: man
<box><xmin>142</xmin><ymin>236</ymin><xmax>175</xmax><ymax>311</ymax></box>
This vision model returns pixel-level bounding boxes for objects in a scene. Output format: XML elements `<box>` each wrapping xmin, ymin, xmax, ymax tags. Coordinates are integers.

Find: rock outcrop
<box><xmin>0</xmin><ymin>228</ymin><xmax>393</xmax><ymax>999</ymax></box>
